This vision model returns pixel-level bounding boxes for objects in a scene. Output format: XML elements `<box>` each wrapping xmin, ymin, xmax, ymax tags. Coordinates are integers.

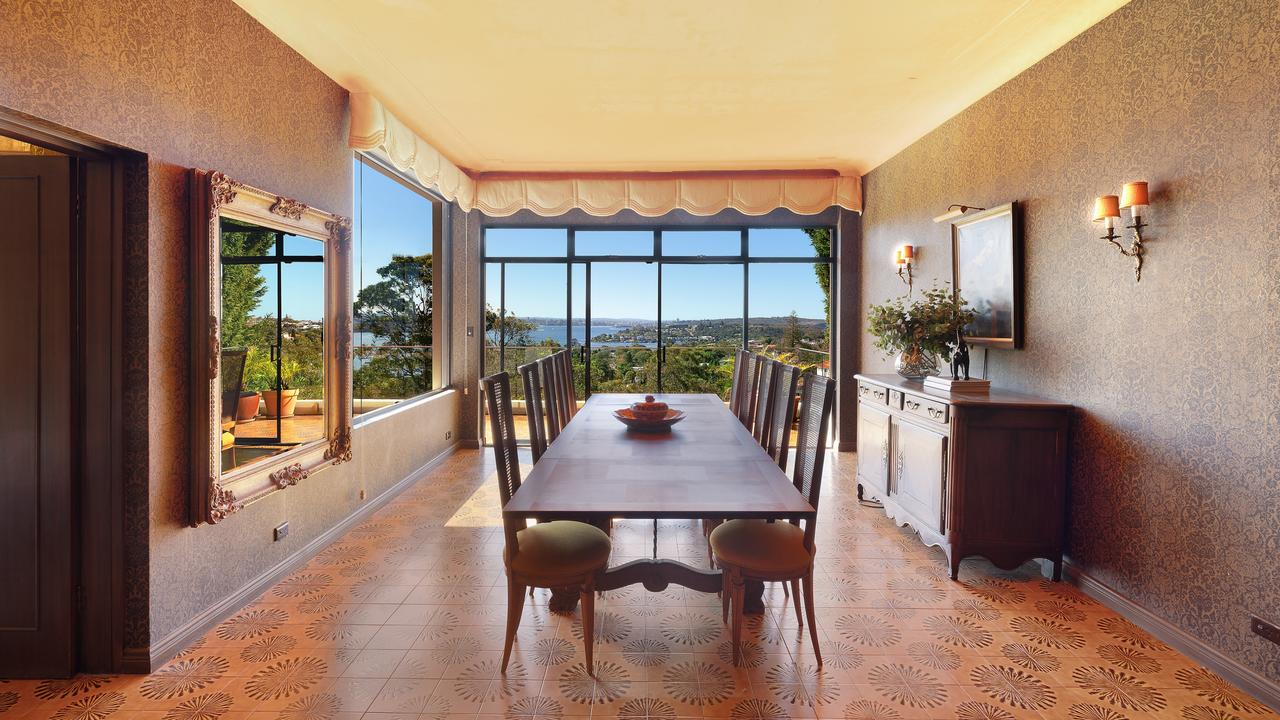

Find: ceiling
<box><xmin>235</xmin><ymin>0</ymin><xmax>1127</xmax><ymax>175</ymax></box>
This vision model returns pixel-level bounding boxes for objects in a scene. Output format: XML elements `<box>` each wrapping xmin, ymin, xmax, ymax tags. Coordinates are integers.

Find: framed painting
<box><xmin>951</xmin><ymin>202</ymin><xmax>1023</xmax><ymax>348</ymax></box>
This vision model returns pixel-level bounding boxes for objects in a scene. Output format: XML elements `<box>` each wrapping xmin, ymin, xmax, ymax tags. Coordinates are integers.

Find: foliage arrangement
<box><xmin>866</xmin><ymin>285</ymin><xmax>976</xmax><ymax>360</ymax></box>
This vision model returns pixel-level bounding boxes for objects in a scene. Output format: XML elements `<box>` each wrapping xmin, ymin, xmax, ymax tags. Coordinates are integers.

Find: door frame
<box><xmin>0</xmin><ymin>106</ymin><xmax>133</xmax><ymax>673</ymax></box>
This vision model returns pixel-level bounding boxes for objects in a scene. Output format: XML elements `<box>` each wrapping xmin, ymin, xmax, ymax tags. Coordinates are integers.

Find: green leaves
<box><xmin>866</xmin><ymin>285</ymin><xmax>977</xmax><ymax>358</ymax></box>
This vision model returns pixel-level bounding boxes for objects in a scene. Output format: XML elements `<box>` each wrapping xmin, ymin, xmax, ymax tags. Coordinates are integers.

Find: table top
<box><xmin>503</xmin><ymin>393</ymin><xmax>815</xmax><ymax>521</ymax></box>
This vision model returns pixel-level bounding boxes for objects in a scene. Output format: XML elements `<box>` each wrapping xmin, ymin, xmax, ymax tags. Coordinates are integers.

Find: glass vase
<box><xmin>895</xmin><ymin>344</ymin><xmax>938</xmax><ymax>380</ymax></box>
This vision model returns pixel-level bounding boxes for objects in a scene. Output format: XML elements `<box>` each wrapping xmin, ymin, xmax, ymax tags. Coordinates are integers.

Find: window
<box><xmin>352</xmin><ymin>155</ymin><xmax>446</xmax><ymax>415</ymax></box>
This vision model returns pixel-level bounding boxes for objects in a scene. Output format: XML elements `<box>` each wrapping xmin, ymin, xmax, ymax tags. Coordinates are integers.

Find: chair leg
<box><xmin>790</xmin><ymin>578</ymin><xmax>803</xmax><ymax>628</ymax></box>
<box><xmin>802</xmin><ymin>569</ymin><xmax>821</xmax><ymax>666</ymax></box>
<box><xmin>501</xmin><ymin>574</ymin><xmax>526</xmax><ymax>673</ymax></box>
<box><xmin>729</xmin><ymin>570</ymin><xmax>746</xmax><ymax>667</ymax></box>
<box><xmin>580</xmin><ymin>577</ymin><xmax>596</xmax><ymax>678</ymax></box>
<box><xmin>720</xmin><ymin>570</ymin><xmax>731</xmax><ymax>624</ymax></box>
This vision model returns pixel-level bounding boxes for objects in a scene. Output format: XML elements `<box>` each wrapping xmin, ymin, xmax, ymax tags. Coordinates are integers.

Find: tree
<box><xmin>354</xmin><ymin>254</ymin><xmax>433</xmax><ymax>398</ymax></box>
<box><xmin>804</xmin><ymin>227</ymin><xmax>832</xmax><ymax>350</ymax></box>
<box><xmin>781</xmin><ymin>311</ymin><xmax>801</xmax><ymax>351</ymax></box>
<box><xmin>219</xmin><ymin>229</ymin><xmax>275</xmax><ymax>348</ymax></box>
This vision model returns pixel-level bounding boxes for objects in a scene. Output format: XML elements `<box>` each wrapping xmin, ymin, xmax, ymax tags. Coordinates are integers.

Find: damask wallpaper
<box><xmin>860</xmin><ymin>0</ymin><xmax>1280</xmax><ymax>682</ymax></box>
<box><xmin>0</xmin><ymin>0</ymin><xmax>462</xmax><ymax>658</ymax></box>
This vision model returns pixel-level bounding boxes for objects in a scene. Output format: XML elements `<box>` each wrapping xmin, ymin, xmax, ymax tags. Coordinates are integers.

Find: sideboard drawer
<box><xmin>903</xmin><ymin>394</ymin><xmax>949</xmax><ymax>425</ymax></box>
<box><xmin>858</xmin><ymin>382</ymin><xmax>889</xmax><ymax>405</ymax></box>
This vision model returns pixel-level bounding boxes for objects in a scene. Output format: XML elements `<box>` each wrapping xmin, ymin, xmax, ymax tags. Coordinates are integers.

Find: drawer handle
<box><xmin>905</xmin><ymin>399</ymin><xmax>920</xmax><ymax>410</ymax></box>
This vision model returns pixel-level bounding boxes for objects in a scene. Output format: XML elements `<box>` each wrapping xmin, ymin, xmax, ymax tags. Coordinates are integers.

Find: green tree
<box><xmin>781</xmin><ymin>310</ymin><xmax>801</xmax><ymax>351</ymax></box>
<box><xmin>219</xmin><ymin>229</ymin><xmax>275</xmax><ymax>348</ymax></box>
<box><xmin>804</xmin><ymin>227</ymin><xmax>832</xmax><ymax>351</ymax></box>
<box><xmin>354</xmin><ymin>254</ymin><xmax>433</xmax><ymax>398</ymax></box>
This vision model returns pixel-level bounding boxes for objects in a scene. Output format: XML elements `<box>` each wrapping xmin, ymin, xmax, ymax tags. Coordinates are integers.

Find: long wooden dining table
<box><xmin>503</xmin><ymin>392</ymin><xmax>815</xmax><ymax>613</ymax></box>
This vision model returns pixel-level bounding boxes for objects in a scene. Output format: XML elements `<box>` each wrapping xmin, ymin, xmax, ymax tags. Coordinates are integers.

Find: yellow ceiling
<box><xmin>236</xmin><ymin>0</ymin><xmax>1127</xmax><ymax>175</ymax></box>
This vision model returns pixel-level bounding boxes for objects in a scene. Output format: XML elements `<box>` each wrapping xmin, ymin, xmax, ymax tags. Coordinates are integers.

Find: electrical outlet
<box><xmin>1252</xmin><ymin>615</ymin><xmax>1280</xmax><ymax>646</ymax></box>
<box><xmin>273</xmin><ymin>522</ymin><xmax>289</xmax><ymax>542</ymax></box>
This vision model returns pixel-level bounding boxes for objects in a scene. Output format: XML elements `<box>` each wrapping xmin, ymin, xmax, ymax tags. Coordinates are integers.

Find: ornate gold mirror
<box><xmin>189</xmin><ymin>170</ymin><xmax>352</xmax><ymax>525</ymax></box>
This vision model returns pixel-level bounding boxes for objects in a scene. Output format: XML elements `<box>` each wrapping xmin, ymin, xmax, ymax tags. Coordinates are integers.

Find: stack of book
<box><xmin>923</xmin><ymin>375</ymin><xmax>991</xmax><ymax>393</ymax></box>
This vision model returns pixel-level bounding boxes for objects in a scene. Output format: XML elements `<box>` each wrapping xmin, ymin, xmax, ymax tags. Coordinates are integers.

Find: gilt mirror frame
<box><xmin>188</xmin><ymin>169</ymin><xmax>353</xmax><ymax>526</ymax></box>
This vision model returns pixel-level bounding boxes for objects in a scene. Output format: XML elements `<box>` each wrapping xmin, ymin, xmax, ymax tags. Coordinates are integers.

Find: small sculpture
<box><xmin>950</xmin><ymin>332</ymin><xmax>971</xmax><ymax>381</ymax></box>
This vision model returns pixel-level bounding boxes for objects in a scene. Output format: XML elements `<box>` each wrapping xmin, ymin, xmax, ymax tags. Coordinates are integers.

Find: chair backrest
<box><xmin>752</xmin><ymin>359</ymin><xmax>779</xmax><ymax>447</ymax></box>
<box><xmin>481</xmin><ymin>372</ymin><xmax>521</xmax><ymax>506</ymax></box>
<box><xmin>728</xmin><ymin>349</ymin><xmax>746</xmax><ymax>415</ymax></box>
<box><xmin>735</xmin><ymin>353</ymin><xmax>759</xmax><ymax>429</ymax></box>
<box><xmin>792</xmin><ymin>374</ymin><xmax>836</xmax><ymax>517</ymax></box>
<box><xmin>767</xmin><ymin>362</ymin><xmax>802</xmax><ymax>469</ymax></box>
<box><xmin>219</xmin><ymin>348</ymin><xmax>248</xmax><ymax>428</ymax></box>
<box><xmin>560</xmin><ymin>348</ymin><xmax>578</xmax><ymax>419</ymax></box>
<box><xmin>537</xmin><ymin>355</ymin><xmax>562</xmax><ymax>441</ymax></box>
<box><xmin>517</xmin><ymin>361</ymin><xmax>547</xmax><ymax>463</ymax></box>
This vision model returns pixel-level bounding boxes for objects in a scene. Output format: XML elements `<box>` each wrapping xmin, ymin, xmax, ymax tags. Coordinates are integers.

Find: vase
<box><xmin>895</xmin><ymin>345</ymin><xmax>938</xmax><ymax>380</ymax></box>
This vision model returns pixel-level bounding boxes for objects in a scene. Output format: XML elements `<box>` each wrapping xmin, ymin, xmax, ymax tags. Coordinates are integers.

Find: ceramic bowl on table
<box><xmin>614</xmin><ymin>395</ymin><xmax>685</xmax><ymax>432</ymax></box>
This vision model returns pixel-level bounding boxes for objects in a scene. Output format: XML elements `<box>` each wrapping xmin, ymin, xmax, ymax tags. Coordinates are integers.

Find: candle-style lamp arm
<box><xmin>1100</xmin><ymin>220</ymin><xmax>1146</xmax><ymax>282</ymax></box>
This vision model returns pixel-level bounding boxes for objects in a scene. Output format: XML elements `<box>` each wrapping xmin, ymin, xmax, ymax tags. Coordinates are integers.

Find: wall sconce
<box><xmin>895</xmin><ymin>244</ymin><xmax>915</xmax><ymax>292</ymax></box>
<box><xmin>1093</xmin><ymin>181</ymin><xmax>1150</xmax><ymax>281</ymax></box>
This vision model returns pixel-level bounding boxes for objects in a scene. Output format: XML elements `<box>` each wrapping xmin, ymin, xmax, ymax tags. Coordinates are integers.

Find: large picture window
<box><xmin>352</xmin><ymin>155</ymin><xmax>446</xmax><ymax>415</ymax></box>
<box><xmin>482</xmin><ymin>226</ymin><xmax>834</xmax><ymax>440</ymax></box>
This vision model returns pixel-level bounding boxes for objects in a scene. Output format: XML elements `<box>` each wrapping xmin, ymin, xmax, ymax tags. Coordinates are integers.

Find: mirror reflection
<box><xmin>219</xmin><ymin>217</ymin><xmax>326</xmax><ymax>472</ymax></box>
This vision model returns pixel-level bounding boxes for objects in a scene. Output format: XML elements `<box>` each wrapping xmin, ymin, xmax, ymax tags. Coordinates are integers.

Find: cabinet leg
<box><xmin>1052</xmin><ymin>559</ymin><xmax>1063</xmax><ymax>582</ymax></box>
<box><xmin>949</xmin><ymin>555</ymin><xmax>961</xmax><ymax>581</ymax></box>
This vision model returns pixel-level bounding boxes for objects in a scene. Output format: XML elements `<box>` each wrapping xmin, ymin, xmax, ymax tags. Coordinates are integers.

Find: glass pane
<box><xmin>283</xmin><ymin>234</ymin><xmax>325</xmax><ymax>256</ymax></box>
<box><xmin>485</xmin><ymin>228</ymin><xmax>567</xmax><ymax>257</ymax></box>
<box><xmin>748</xmin><ymin>263</ymin><xmax>831</xmax><ymax>374</ymax></box>
<box><xmin>748</xmin><ymin>227</ymin><xmax>831</xmax><ymax>257</ymax></box>
<box><xmin>662</xmin><ymin>230</ymin><xmax>741</xmax><ymax>257</ymax></box>
<box><xmin>488</xmin><ymin>263</ymin><xmax>566</xmax><ymax>440</ymax></box>
<box><xmin>220</xmin><ymin>218</ymin><xmax>277</xmax><ymax>257</ymax></box>
<box><xmin>660</xmin><ymin>264</ymin><xmax>742</xmax><ymax>398</ymax></box>
<box><xmin>219</xmin><ymin>221</ymin><xmax>326</xmax><ymax>474</ymax></box>
<box><xmin>352</xmin><ymin>158</ymin><xmax>437</xmax><ymax>415</ymax></box>
<box><xmin>575</xmin><ymin>230</ymin><xmax>653</xmax><ymax>256</ymax></box>
<box><xmin>589</xmin><ymin>263</ymin><xmax>657</xmax><ymax>394</ymax></box>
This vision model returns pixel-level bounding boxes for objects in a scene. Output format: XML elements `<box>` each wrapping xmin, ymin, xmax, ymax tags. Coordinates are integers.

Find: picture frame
<box><xmin>188</xmin><ymin>169</ymin><xmax>353</xmax><ymax>526</ymax></box>
<box><xmin>950</xmin><ymin>202</ymin><xmax>1023</xmax><ymax>348</ymax></box>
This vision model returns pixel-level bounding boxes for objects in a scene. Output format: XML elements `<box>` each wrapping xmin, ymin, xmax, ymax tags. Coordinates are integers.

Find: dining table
<box><xmin>502</xmin><ymin>392</ymin><xmax>816</xmax><ymax>613</ymax></box>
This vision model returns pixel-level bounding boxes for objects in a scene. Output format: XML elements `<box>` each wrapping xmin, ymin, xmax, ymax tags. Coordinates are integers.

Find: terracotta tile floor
<box><xmin>2</xmin><ymin>449</ymin><xmax>1275</xmax><ymax>719</ymax></box>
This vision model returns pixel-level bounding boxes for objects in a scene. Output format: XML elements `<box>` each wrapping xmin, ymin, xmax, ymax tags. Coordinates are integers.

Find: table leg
<box><xmin>548</xmin><ymin>584</ymin><xmax>582</xmax><ymax>613</ymax></box>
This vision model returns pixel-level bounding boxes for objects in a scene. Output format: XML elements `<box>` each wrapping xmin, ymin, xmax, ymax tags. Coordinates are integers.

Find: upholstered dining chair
<box><xmin>751</xmin><ymin>358</ymin><xmax>780</xmax><ymax>448</ymax></box>
<box><xmin>481</xmin><ymin>371</ymin><xmax>611</xmax><ymax>676</ymax></box>
<box><xmin>711</xmin><ymin>373</ymin><xmax>836</xmax><ymax>666</ymax></box>
<box><xmin>766</xmin><ymin>362</ymin><xmax>802</xmax><ymax>469</ymax></box>
<box><xmin>728</xmin><ymin>349</ymin><xmax>747</xmax><ymax>416</ymax></box>
<box><xmin>537</xmin><ymin>355</ymin><xmax>563</xmax><ymax>441</ymax></box>
<box><xmin>517</xmin><ymin>361</ymin><xmax>548</xmax><ymax>463</ymax></box>
<box><xmin>734</xmin><ymin>352</ymin><xmax>760</xmax><ymax>430</ymax></box>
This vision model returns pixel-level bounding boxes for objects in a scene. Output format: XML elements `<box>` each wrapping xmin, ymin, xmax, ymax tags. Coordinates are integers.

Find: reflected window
<box><xmin>352</xmin><ymin>156</ymin><xmax>443</xmax><ymax>415</ymax></box>
<box><xmin>219</xmin><ymin>218</ymin><xmax>325</xmax><ymax>472</ymax></box>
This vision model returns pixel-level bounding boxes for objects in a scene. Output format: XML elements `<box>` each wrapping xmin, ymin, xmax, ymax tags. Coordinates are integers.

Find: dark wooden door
<box><xmin>0</xmin><ymin>155</ymin><xmax>76</xmax><ymax>677</ymax></box>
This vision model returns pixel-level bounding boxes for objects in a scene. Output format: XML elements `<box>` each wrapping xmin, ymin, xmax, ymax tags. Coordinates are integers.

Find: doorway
<box><xmin>0</xmin><ymin>119</ymin><xmax>130</xmax><ymax>676</ymax></box>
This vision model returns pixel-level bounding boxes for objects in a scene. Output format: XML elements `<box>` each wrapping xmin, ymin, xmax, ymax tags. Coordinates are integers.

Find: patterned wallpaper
<box><xmin>0</xmin><ymin>0</ymin><xmax>352</xmax><ymax>651</ymax></box>
<box><xmin>860</xmin><ymin>0</ymin><xmax>1280</xmax><ymax>682</ymax></box>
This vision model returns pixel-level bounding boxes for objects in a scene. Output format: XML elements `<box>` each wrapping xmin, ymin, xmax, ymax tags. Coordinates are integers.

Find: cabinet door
<box><xmin>856</xmin><ymin>403</ymin><xmax>890</xmax><ymax>498</ymax></box>
<box><xmin>892</xmin><ymin>418</ymin><xmax>947</xmax><ymax>534</ymax></box>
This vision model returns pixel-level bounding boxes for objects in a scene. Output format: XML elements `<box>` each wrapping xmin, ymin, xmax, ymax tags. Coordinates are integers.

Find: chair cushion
<box><xmin>509</xmin><ymin>520</ymin><xmax>611</xmax><ymax>578</ymax></box>
<box><xmin>709</xmin><ymin>519</ymin><xmax>811</xmax><ymax>573</ymax></box>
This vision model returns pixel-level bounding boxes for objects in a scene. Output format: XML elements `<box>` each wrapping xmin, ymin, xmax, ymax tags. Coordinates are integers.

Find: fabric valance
<box><xmin>349</xmin><ymin>93</ymin><xmax>861</xmax><ymax>217</ymax></box>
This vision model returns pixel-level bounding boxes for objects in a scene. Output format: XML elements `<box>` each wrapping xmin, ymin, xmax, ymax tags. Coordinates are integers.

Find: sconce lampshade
<box><xmin>1120</xmin><ymin>181</ymin><xmax>1149</xmax><ymax>209</ymax></box>
<box><xmin>1092</xmin><ymin>195</ymin><xmax>1120</xmax><ymax>222</ymax></box>
<box><xmin>902</xmin><ymin>244</ymin><xmax>914</xmax><ymax>259</ymax></box>
<box><xmin>894</xmin><ymin>249</ymin><xmax>905</xmax><ymax>265</ymax></box>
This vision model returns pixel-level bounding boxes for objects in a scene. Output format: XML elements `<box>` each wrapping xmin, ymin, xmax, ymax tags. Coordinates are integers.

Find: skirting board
<box><xmin>147</xmin><ymin>442</ymin><xmax>459</xmax><ymax>670</ymax></box>
<box><xmin>1063</xmin><ymin>560</ymin><xmax>1280</xmax><ymax>712</ymax></box>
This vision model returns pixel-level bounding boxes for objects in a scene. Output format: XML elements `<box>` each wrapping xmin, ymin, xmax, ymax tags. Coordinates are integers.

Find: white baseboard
<box><xmin>147</xmin><ymin>443</ymin><xmax>458</xmax><ymax>670</ymax></box>
<box><xmin>1063</xmin><ymin>560</ymin><xmax>1280</xmax><ymax>713</ymax></box>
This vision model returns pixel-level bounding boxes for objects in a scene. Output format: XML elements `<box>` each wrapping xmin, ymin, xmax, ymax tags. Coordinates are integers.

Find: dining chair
<box><xmin>481</xmin><ymin>371</ymin><xmax>611</xmax><ymax>676</ymax></box>
<box><xmin>559</xmin><ymin>349</ymin><xmax>578</xmax><ymax>420</ymax></box>
<box><xmin>734</xmin><ymin>352</ymin><xmax>760</xmax><ymax>430</ymax></box>
<box><xmin>537</xmin><ymin>355</ymin><xmax>563</xmax><ymax>442</ymax></box>
<box><xmin>551</xmin><ymin>351</ymin><xmax>571</xmax><ymax>432</ymax></box>
<box><xmin>728</xmin><ymin>349</ymin><xmax>746</xmax><ymax>415</ymax></box>
<box><xmin>766</xmin><ymin>362</ymin><xmax>801</xmax><ymax>469</ymax></box>
<box><xmin>711</xmin><ymin>373</ymin><xmax>836</xmax><ymax>666</ymax></box>
<box><xmin>751</xmin><ymin>358</ymin><xmax>780</xmax><ymax>448</ymax></box>
<box><xmin>516</xmin><ymin>361</ymin><xmax>548</xmax><ymax>463</ymax></box>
